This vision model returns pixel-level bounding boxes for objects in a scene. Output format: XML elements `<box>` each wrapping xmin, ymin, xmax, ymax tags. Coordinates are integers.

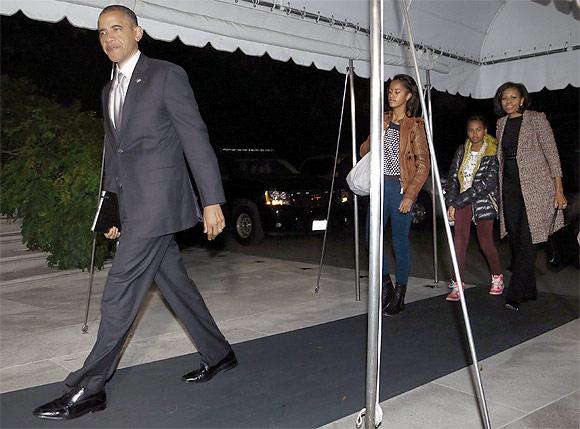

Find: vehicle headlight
<box><xmin>265</xmin><ymin>190</ymin><xmax>291</xmax><ymax>206</ymax></box>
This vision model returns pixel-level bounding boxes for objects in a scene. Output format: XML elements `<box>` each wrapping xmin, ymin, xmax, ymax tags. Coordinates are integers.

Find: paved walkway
<box><xmin>1</xmin><ymin>219</ymin><xmax>578</xmax><ymax>428</ymax></box>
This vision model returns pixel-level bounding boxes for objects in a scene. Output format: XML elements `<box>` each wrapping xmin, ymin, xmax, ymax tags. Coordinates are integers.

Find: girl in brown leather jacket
<box><xmin>360</xmin><ymin>74</ymin><xmax>430</xmax><ymax>316</ymax></box>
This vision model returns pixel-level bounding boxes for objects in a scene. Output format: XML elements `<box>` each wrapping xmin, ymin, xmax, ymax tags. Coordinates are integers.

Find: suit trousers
<box><xmin>64</xmin><ymin>232</ymin><xmax>231</xmax><ymax>394</ymax></box>
<box><xmin>502</xmin><ymin>158</ymin><xmax>538</xmax><ymax>303</ymax></box>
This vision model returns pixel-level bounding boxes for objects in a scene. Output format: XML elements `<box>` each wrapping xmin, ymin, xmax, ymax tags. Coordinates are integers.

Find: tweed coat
<box><xmin>496</xmin><ymin>110</ymin><xmax>564</xmax><ymax>244</ymax></box>
<box><xmin>445</xmin><ymin>136</ymin><xmax>499</xmax><ymax>222</ymax></box>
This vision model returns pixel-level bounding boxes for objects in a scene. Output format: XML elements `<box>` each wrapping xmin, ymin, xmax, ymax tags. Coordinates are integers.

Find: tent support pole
<box><xmin>425</xmin><ymin>69</ymin><xmax>438</xmax><ymax>284</ymax></box>
<box><xmin>82</xmin><ymin>66</ymin><xmax>115</xmax><ymax>334</ymax></box>
<box><xmin>81</xmin><ymin>236</ymin><xmax>98</xmax><ymax>333</ymax></box>
<box><xmin>348</xmin><ymin>59</ymin><xmax>361</xmax><ymax>301</ymax></box>
<box><xmin>401</xmin><ymin>2</ymin><xmax>492</xmax><ymax>427</ymax></box>
<box><xmin>364</xmin><ymin>0</ymin><xmax>384</xmax><ymax>427</ymax></box>
<box><xmin>81</xmin><ymin>137</ymin><xmax>106</xmax><ymax>333</ymax></box>
<box><xmin>314</xmin><ymin>73</ymin><xmax>350</xmax><ymax>294</ymax></box>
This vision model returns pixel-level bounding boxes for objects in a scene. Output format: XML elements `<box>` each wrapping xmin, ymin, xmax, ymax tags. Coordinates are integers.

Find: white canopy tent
<box><xmin>2</xmin><ymin>1</ymin><xmax>578</xmax><ymax>428</ymax></box>
<box><xmin>1</xmin><ymin>0</ymin><xmax>578</xmax><ymax>98</ymax></box>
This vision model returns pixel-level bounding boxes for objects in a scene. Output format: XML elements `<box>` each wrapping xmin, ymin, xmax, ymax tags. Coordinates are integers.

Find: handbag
<box><xmin>546</xmin><ymin>208</ymin><xmax>579</xmax><ymax>269</ymax></box>
<box><xmin>346</xmin><ymin>152</ymin><xmax>371</xmax><ymax>196</ymax></box>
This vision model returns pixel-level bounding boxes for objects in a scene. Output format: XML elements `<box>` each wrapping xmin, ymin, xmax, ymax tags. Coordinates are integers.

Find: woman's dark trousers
<box><xmin>502</xmin><ymin>159</ymin><xmax>538</xmax><ymax>304</ymax></box>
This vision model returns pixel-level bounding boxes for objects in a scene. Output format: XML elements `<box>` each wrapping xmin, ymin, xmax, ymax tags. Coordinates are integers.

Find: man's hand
<box><xmin>104</xmin><ymin>226</ymin><xmax>121</xmax><ymax>240</ymax></box>
<box><xmin>203</xmin><ymin>204</ymin><xmax>225</xmax><ymax>241</ymax></box>
<box><xmin>399</xmin><ymin>197</ymin><xmax>414</xmax><ymax>214</ymax></box>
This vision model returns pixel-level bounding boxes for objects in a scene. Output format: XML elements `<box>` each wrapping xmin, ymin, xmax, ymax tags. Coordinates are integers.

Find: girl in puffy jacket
<box><xmin>444</xmin><ymin>115</ymin><xmax>504</xmax><ymax>301</ymax></box>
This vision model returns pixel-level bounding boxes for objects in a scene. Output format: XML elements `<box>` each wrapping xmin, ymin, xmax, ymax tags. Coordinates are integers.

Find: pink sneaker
<box><xmin>446</xmin><ymin>281</ymin><xmax>464</xmax><ymax>302</ymax></box>
<box><xmin>489</xmin><ymin>274</ymin><xmax>504</xmax><ymax>295</ymax></box>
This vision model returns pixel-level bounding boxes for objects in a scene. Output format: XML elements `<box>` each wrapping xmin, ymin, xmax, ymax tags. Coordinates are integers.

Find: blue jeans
<box><xmin>381</xmin><ymin>176</ymin><xmax>413</xmax><ymax>284</ymax></box>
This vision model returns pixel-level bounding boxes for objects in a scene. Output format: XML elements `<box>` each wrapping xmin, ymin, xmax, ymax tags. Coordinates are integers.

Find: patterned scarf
<box><xmin>457</xmin><ymin>133</ymin><xmax>497</xmax><ymax>192</ymax></box>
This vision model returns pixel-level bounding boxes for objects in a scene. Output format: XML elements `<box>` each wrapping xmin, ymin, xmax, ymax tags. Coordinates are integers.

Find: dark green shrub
<box><xmin>1</xmin><ymin>76</ymin><xmax>109</xmax><ymax>269</ymax></box>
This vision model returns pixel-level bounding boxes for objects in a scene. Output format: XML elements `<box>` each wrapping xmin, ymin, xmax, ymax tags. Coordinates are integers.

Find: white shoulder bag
<box><xmin>346</xmin><ymin>152</ymin><xmax>371</xmax><ymax>196</ymax></box>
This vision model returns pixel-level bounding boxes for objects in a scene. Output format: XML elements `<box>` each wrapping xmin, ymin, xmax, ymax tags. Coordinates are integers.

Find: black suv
<box><xmin>218</xmin><ymin>150</ymin><xmax>352</xmax><ymax>244</ymax></box>
<box><xmin>300</xmin><ymin>154</ymin><xmax>434</xmax><ymax>229</ymax></box>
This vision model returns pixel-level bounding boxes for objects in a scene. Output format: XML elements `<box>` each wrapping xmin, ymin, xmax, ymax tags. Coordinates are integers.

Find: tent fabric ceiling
<box><xmin>1</xmin><ymin>0</ymin><xmax>578</xmax><ymax>98</ymax></box>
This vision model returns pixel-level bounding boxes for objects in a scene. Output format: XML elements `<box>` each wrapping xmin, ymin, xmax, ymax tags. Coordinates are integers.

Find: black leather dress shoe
<box><xmin>182</xmin><ymin>350</ymin><xmax>238</xmax><ymax>383</ymax></box>
<box><xmin>33</xmin><ymin>387</ymin><xmax>106</xmax><ymax>420</ymax></box>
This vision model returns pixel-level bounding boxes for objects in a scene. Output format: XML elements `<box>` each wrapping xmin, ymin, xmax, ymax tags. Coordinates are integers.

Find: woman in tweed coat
<box><xmin>495</xmin><ymin>82</ymin><xmax>567</xmax><ymax>311</ymax></box>
<box><xmin>445</xmin><ymin>116</ymin><xmax>504</xmax><ymax>301</ymax></box>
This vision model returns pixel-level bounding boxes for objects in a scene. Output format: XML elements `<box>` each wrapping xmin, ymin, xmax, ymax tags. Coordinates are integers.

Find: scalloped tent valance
<box><xmin>1</xmin><ymin>0</ymin><xmax>578</xmax><ymax>98</ymax></box>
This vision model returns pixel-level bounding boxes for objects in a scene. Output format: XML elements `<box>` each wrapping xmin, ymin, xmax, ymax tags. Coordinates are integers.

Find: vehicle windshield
<box><xmin>230</xmin><ymin>158</ymin><xmax>300</xmax><ymax>176</ymax></box>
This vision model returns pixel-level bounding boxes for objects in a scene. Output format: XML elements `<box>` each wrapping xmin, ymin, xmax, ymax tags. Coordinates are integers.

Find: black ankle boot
<box><xmin>381</xmin><ymin>275</ymin><xmax>394</xmax><ymax>310</ymax></box>
<box><xmin>384</xmin><ymin>283</ymin><xmax>407</xmax><ymax>316</ymax></box>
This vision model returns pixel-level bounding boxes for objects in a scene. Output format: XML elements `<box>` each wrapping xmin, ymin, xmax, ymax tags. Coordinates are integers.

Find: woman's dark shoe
<box><xmin>384</xmin><ymin>283</ymin><xmax>407</xmax><ymax>316</ymax></box>
<box><xmin>504</xmin><ymin>300</ymin><xmax>520</xmax><ymax>311</ymax></box>
<box><xmin>381</xmin><ymin>275</ymin><xmax>394</xmax><ymax>310</ymax></box>
<box><xmin>522</xmin><ymin>294</ymin><xmax>537</xmax><ymax>303</ymax></box>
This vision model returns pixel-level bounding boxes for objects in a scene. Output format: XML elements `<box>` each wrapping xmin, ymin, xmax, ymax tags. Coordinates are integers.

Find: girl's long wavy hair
<box><xmin>390</xmin><ymin>74</ymin><xmax>421</xmax><ymax>117</ymax></box>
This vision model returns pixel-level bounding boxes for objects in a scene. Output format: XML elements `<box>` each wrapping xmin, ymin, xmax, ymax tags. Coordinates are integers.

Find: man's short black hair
<box><xmin>100</xmin><ymin>5</ymin><xmax>139</xmax><ymax>26</ymax></box>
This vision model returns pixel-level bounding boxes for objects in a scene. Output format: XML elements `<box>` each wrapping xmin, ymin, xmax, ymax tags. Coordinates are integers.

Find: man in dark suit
<box><xmin>33</xmin><ymin>5</ymin><xmax>237</xmax><ymax>420</ymax></box>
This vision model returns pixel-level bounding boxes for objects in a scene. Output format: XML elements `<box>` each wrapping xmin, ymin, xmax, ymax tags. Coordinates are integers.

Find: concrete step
<box><xmin>0</xmin><ymin>231</ymin><xmax>21</xmax><ymax>240</ymax></box>
<box><xmin>0</xmin><ymin>219</ymin><xmax>56</xmax><ymax>283</ymax></box>
<box><xmin>0</xmin><ymin>238</ymin><xmax>42</xmax><ymax>258</ymax></box>
<box><xmin>0</xmin><ymin>218</ymin><xmax>22</xmax><ymax>234</ymax></box>
<box><xmin>1</xmin><ymin>260</ymin><xmax>112</xmax><ymax>287</ymax></box>
<box><xmin>0</xmin><ymin>253</ymin><xmax>53</xmax><ymax>283</ymax></box>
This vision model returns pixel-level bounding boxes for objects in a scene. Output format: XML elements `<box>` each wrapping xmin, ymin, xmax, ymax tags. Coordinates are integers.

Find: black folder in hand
<box><xmin>91</xmin><ymin>191</ymin><xmax>121</xmax><ymax>233</ymax></box>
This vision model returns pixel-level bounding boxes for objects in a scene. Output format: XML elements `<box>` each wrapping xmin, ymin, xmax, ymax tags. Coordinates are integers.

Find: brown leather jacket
<box><xmin>360</xmin><ymin>113</ymin><xmax>430</xmax><ymax>201</ymax></box>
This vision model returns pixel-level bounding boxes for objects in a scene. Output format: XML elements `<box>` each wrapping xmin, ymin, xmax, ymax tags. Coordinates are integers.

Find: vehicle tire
<box><xmin>232</xmin><ymin>200</ymin><xmax>265</xmax><ymax>245</ymax></box>
<box><xmin>411</xmin><ymin>192</ymin><xmax>433</xmax><ymax>229</ymax></box>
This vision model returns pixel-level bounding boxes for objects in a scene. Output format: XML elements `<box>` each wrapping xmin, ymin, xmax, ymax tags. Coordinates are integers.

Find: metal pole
<box><xmin>81</xmin><ymin>237</ymin><xmax>98</xmax><ymax>333</ymax></box>
<box><xmin>348</xmin><ymin>59</ymin><xmax>362</xmax><ymax>302</ymax></box>
<box><xmin>401</xmin><ymin>2</ymin><xmax>491</xmax><ymax>427</ymax></box>
<box><xmin>314</xmin><ymin>73</ymin><xmax>350</xmax><ymax>293</ymax></box>
<box><xmin>425</xmin><ymin>70</ymin><xmax>438</xmax><ymax>284</ymax></box>
<box><xmin>82</xmin><ymin>65</ymin><xmax>115</xmax><ymax>333</ymax></box>
<box><xmin>365</xmin><ymin>0</ymin><xmax>384</xmax><ymax>427</ymax></box>
<box><xmin>81</xmin><ymin>138</ymin><xmax>107</xmax><ymax>333</ymax></box>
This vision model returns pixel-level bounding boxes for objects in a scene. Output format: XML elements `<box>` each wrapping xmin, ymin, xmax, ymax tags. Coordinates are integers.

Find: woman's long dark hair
<box><xmin>390</xmin><ymin>74</ymin><xmax>421</xmax><ymax>117</ymax></box>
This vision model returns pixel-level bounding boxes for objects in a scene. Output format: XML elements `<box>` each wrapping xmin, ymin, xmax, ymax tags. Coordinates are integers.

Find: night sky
<box><xmin>1</xmin><ymin>12</ymin><xmax>578</xmax><ymax>190</ymax></box>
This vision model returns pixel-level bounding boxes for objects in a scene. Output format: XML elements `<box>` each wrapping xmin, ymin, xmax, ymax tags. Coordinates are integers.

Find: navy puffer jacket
<box><xmin>445</xmin><ymin>136</ymin><xmax>499</xmax><ymax>221</ymax></box>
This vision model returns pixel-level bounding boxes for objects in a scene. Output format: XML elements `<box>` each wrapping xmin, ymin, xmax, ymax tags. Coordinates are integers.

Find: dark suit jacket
<box><xmin>101</xmin><ymin>54</ymin><xmax>225</xmax><ymax>238</ymax></box>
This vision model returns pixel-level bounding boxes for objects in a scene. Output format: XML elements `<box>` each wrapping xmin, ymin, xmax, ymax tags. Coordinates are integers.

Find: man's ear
<box><xmin>134</xmin><ymin>26</ymin><xmax>144</xmax><ymax>42</ymax></box>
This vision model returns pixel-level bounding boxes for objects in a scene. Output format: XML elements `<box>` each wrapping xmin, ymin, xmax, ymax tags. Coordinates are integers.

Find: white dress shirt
<box><xmin>109</xmin><ymin>50</ymin><xmax>141</xmax><ymax>127</ymax></box>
